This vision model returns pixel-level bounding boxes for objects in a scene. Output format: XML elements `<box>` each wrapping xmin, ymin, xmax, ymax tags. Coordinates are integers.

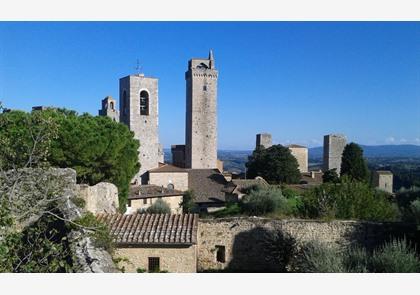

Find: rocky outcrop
<box><xmin>76</xmin><ymin>182</ymin><xmax>119</xmax><ymax>215</ymax></box>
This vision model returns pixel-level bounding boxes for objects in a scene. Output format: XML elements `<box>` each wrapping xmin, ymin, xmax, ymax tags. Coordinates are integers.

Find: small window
<box><xmin>215</xmin><ymin>245</ymin><xmax>226</xmax><ymax>263</ymax></box>
<box><xmin>110</xmin><ymin>101</ymin><xmax>114</xmax><ymax>110</ymax></box>
<box><xmin>143</xmin><ymin>198</ymin><xmax>147</xmax><ymax>205</ymax></box>
<box><xmin>203</xmin><ymin>85</ymin><xmax>207</xmax><ymax>91</ymax></box>
<box><xmin>148</xmin><ymin>257</ymin><xmax>160</xmax><ymax>272</ymax></box>
<box><xmin>167</xmin><ymin>183</ymin><xmax>174</xmax><ymax>190</ymax></box>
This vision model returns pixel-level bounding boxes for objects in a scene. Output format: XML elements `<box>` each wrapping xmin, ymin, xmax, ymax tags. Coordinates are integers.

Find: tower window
<box><xmin>203</xmin><ymin>85</ymin><xmax>207</xmax><ymax>91</ymax></box>
<box><xmin>110</xmin><ymin>101</ymin><xmax>114</xmax><ymax>110</ymax></box>
<box><xmin>140</xmin><ymin>90</ymin><xmax>149</xmax><ymax>116</ymax></box>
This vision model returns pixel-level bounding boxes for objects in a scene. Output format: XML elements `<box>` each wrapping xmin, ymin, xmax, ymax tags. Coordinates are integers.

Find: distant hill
<box><xmin>163</xmin><ymin>145</ymin><xmax>420</xmax><ymax>173</ymax></box>
<box><xmin>308</xmin><ymin>144</ymin><xmax>420</xmax><ymax>159</ymax></box>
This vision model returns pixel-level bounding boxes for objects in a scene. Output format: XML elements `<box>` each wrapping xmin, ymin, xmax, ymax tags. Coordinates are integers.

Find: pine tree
<box><xmin>340</xmin><ymin>142</ymin><xmax>370</xmax><ymax>182</ymax></box>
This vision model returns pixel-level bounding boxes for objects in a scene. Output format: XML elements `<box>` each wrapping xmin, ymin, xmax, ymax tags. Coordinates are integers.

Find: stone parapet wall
<box><xmin>197</xmin><ymin>217</ymin><xmax>417</xmax><ymax>272</ymax></box>
<box><xmin>76</xmin><ymin>182</ymin><xmax>119</xmax><ymax>215</ymax></box>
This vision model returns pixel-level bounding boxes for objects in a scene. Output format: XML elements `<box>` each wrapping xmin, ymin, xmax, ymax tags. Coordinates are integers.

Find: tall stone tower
<box><xmin>120</xmin><ymin>74</ymin><xmax>161</xmax><ymax>184</ymax></box>
<box><xmin>256</xmin><ymin>133</ymin><xmax>272</xmax><ymax>149</ymax></box>
<box><xmin>323</xmin><ymin>134</ymin><xmax>347</xmax><ymax>174</ymax></box>
<box><xmin>98</xmin><ymin>96</ymin><xmax>119</xmax><ymax>122</ymax></box>
<box><xmin>185</xmin><ymin>50</ymin><xmax>218</xmax><ymax>169</ymax></box>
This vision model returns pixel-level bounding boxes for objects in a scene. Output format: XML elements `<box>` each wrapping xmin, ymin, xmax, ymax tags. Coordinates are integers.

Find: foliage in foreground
<box><xmin>340</xmin><ymin>142</ymin><xmax>370</xmax><ymax>182</ymax></box>
<box><xmin>295</xmin><ymin>238</ymin><xmax>420</xmax><ymax>273</ymax></box>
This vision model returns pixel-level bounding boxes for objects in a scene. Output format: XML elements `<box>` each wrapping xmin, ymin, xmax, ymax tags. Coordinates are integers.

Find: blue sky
<box><xmin>0</xmin><ymin>22</ymin><xmax>419</xmax><ymax>149</ymax></box>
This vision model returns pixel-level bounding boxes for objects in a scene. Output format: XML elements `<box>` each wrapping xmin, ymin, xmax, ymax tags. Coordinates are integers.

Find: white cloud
<box><xmin>415</xmin><ymin>138</ymin><xmax>420</xmax><ymax>143</ymax></box>
<box><xmin>400</xmin><ymin>138</ymin><xmax>407</xmax><ymax>143</ymax></box>
<box><xmin>385</xmin><ymin>136</ymin><xmax>395</xmax><ymax>144</ymax></box>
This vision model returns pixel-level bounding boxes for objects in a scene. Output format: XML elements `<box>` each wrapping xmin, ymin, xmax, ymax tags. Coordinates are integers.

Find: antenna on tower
<box><xmin>135</xmin><ymin>59</ymin><xmax>143</xmax><ymax>76</ymax></box>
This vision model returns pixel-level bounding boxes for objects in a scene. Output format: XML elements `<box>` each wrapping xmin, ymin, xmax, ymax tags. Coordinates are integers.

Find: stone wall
<box><xmin>256</xmin><ymin>133</ymin><xmax>272</xmax><ymax>149</ymax></box>
<box><xmin>116</xmin><ymin>245</ymin><xmax>197</xmax><ymax>273</ymax></box>
<box><xmin>129</xmin><ymin>195</ymin><xmax>183</xmax><ymax>214</ymax></box>
<box><xmin>149</xmin><ymin>171</ymin><xmax>189</xmax><ymax>192</ymax></box>
<box><xmin>76</xmin><ymin>182</ymin><xmax>119</xmax><ymax>215</ymax></box>
<box><xmin>197</xmin><ymin>217</ymin><xmax>416</xmax><ymax>272</ymax></box>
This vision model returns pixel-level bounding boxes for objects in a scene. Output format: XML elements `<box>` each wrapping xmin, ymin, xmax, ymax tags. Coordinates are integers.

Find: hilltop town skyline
<box><xmin>1</xmin><ymin>22</ymin><xmax>419</xmax><ymax>149</ymax></box>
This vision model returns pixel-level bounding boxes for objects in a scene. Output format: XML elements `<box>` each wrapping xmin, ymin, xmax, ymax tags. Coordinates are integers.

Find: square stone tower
<box><xmin>372</xmin><ymin>170</ymin><xmax>393</xmax><ymax>194</ymax></box>
<box><xmin>185</xmin><ymin>50</ymin><xmax>218</xmax><ymax>169</ymax></box>
<box><xmin>323</xmin><ymin>134</ymin><xmax>347</xmax><ymax>174</ymax></box>
<box><xmin>119</xmin><ymin>74</ymin><xmax>161</xmax><ymax>184</ymax></box>
<box><xmin>256</xmin><ymin>133</ymin><xmax>273</xmax><ymax>149</ymax></box>
<box><xmin>98</xmin><ymin>96</ymin><xmax>119</xmax><ymax>122</ymax></box>
<box><xmin>287</xmin><ymin>144</ymin><xmax>308</xmax><ymax>173</ymax></box>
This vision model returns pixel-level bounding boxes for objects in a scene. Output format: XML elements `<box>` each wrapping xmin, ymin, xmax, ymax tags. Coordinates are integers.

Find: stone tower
<box><xmin>323</xmin><ymin>134</ymin><xmax>347</xmax><ymax>174</ymax></box>
<box><xmin>185</xmin><ymin>50</ymin><xmax>218</xmax><ymax>169</ymax></box>
<box><xmin>119</xmin><ymin>74</ymin><xmax>161</xmax><ymax>184</ymax></box>
<box><xmin>256</xmin><ymin>133</ymin><xmax>272</xmax><ymax>149</ymax></box>
<box><xmin>98</xmin><ymin>96</ymin><xmax>119</xmax><ymax>122</ymax></box>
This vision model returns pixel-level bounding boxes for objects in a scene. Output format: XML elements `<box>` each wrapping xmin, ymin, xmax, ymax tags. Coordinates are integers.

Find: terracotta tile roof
<box><xmin>149</xmin><ymin>164</ymin><xmax>187</xmax><ymax>173</ymax></box>
<box><xmin>97</xmin><ymin>213</ymin><xmax>198</xmax><ymax>246</ymax></box>
<box><xmin>129</xmin><ymin>185</ymin><xmax>184</xmax><ymax>200</ymax></box>
<box><xmin>187</xmin><ymin>169</ymin><xmax>229</xmax><ymax>204</ymax></box>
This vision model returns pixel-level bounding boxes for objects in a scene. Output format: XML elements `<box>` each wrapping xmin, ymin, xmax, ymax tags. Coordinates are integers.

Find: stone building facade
<box><xmin>127</xmin><ymin>185</ymin><xmax>184</xmax><ymax>214</ymax></box>
<box><xmin>372</xmin><ymin>170</ymin><xmax>393</xmax><ymax>194</ymax></box>
<box><xmin>287</xmin><ymin>144</ymin><xmax>308</xmax><ymax>173</ymax></box>
<box><xmin>323</xmin><ymin>134</ymin><xmax>347</xmax><ymax>174</ymax></box>
<box><xmin>98</xmin><ymin>213</ymin><xmax>198</xmax><ymax>273</ymax></box>
<box><xmin>185</xmin><ymin>50</ymin><xmax>218</xmax><ymax>169</ymax></box>
<box><xmin>256</xmin><ymin>133</ymin><xmax>272</xmax><ymax>149</ymax></box>
<box><xmin>119</xmin><ymin>74</ymin><xmax>162</xmax><ymax>184</ymax></box>
<box><xmin>98</xmin><ymin>96</ymin><xmax>119</xmax><ymax>122</ymax></box>
<box><xmin>171</xmin><ymin>144</ymin><xmax>186</xmax><ymax>168</ymax></box>
<box><xmin>149</xmin><ymin>164</ymin><xmax>189</xmax><ymax>192</ymax></box>
<box><xmin>76</xmin><ymin>182</ymin><xmax>119</xmax><ymax>214</ymax></box>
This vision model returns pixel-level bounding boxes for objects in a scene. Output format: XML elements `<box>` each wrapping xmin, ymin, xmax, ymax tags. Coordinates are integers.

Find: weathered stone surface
<box><xmin>323</xmin><ymin>134</ymin><xmax>347</xmax><ymax>173</ymax></box>
<box><xmin>197</xmin><ymin>217</ymin><xmax>417</xmax><ymax>272</ymax></box>
<box><xmin>77</xmin><ymin>182</ymin><xmax>119</xmax><ymax>215</ymax></box>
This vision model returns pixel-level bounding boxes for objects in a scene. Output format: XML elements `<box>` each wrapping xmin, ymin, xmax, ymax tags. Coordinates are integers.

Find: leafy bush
<box><xmin>241</xmin><ymin>187</ymin><xmax>288</xmax><ymax>215</ymax></box>
<box><xmin>295</xmin><ymin>238</ymin><xmax>420</xmax><ymax>273</ymax></box>
<box><xmin>73</xmin><ymin>212</ymin><xmax>114</xmax><ymax>254</ymax></box>
<box><xmin>180</xmin><ymin>190</ymin><xmax>197</xmax><ymax>213</ymax></box>
<box><xmin>301</xmin><ymin>177</ymin><xmax>399</xmax><ymax>221</ymax></box>
<box><xmin>409</xmin><ymin>199</ymin><xmax>420</xmax><ymax>224</ymax></box>
<box><xmin>146</xmin><ymin>199</ymin><xmax>171</xmax><ymax>214</ymax></box>
<box><xmin>370</xmin><ymin>238</ymin><xmax>420</xmax><ymax>273</ymax></box>
<box><xmin>211</xmin><ymin>203</ymin><xmax>242</xmax><ymax>218</ymax></box>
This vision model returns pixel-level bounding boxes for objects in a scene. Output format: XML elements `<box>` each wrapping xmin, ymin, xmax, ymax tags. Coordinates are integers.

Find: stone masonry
<box><xmin>372</xmin><ymin>170</ymin><xmax>393</xmax><ymax>194</ymax></box>
<box><xmin>256</xmin><ymin>133</ymin><xmax>272</xmax><ymax>149</ymax></box>
<box><xmin>185</xmin><ymin>50</ymin><xmax>218</xmax><ymax>169</ymax></box>
<box><xmin>120</xmin><ymin>74</ymin><xmax>161</xmax><ymax>184</ymax></box>
<box><xmin>323</xmin><ymin>134</ymin><xmax>347</xmax><ymax>174</ymax></box>
<box><xmin>76</xmin><ymin>182</ymin><xmax>119</xmax><ymax>215</ymax></box>
<box><xmin>197</xmin><ymin>217</ymin><xmax>416</xmax><ymax>272</ymax></box>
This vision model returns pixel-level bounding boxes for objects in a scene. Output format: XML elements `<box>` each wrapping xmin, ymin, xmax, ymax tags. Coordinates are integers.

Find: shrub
<box><xmin>241</xmin><ymin>187</ymin><xmax>286</xmax><ymax>215</ymax></box>
<box><xmin>295</xmin><ymin>238</ymin><xmax>420</xmax><ymax>273</ymax></box>
<box><xmin>146</xmin><ymin>199</ymin><xmax>171</xmax><ymax>214</ymax></box>
<box><xmin>180</xmin><ymin>190</ymin><xmax>197</xmax><ymax>213</ymax></box>
<box><xmin>409</xmin><ymin>199</ymin><xmax>420</xmax><ymax>224</ymax></box>
<box><xmin>261</xmin><ymin>230</ymin><xmax>296</xmax><ymax>272</ymax></box>
<box><xmin>370</xmin><ymin>238</ymin><xmax>420</xmax><ymax>273</ymax></box>
<box><xmin>296</xmin><ymin>241</ymin><xmax>345</xmax><ymax>273</ymax></box>
<box><xmin>301</xmin><ymin>177</ymin><xmax>399</xmax><ymax>221</ymax></box>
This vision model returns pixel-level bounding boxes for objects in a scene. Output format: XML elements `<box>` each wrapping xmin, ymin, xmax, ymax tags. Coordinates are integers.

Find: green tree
<box><xmin>0</xmin><ymin>109</ymin><xmax>140</xmax><ymax>210</ymax></box>
<box><xmin>322</xmin><ymin>169</ymin><xmax>340</xmax><ymax>183</ymax></box>
<box><xmin>246</xmin><ymin>145</ymin><xmax>301</xmax><ymax>184</ymax></box>
<box><xmin>340</xmin><ymin>143</ymin><xmax>370</xmax><ymax>182</ymax></box>
<box><xmin>180</xmin><ymin>190</ymin><xmax>197</xmax><ymax>213</ymax></box>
